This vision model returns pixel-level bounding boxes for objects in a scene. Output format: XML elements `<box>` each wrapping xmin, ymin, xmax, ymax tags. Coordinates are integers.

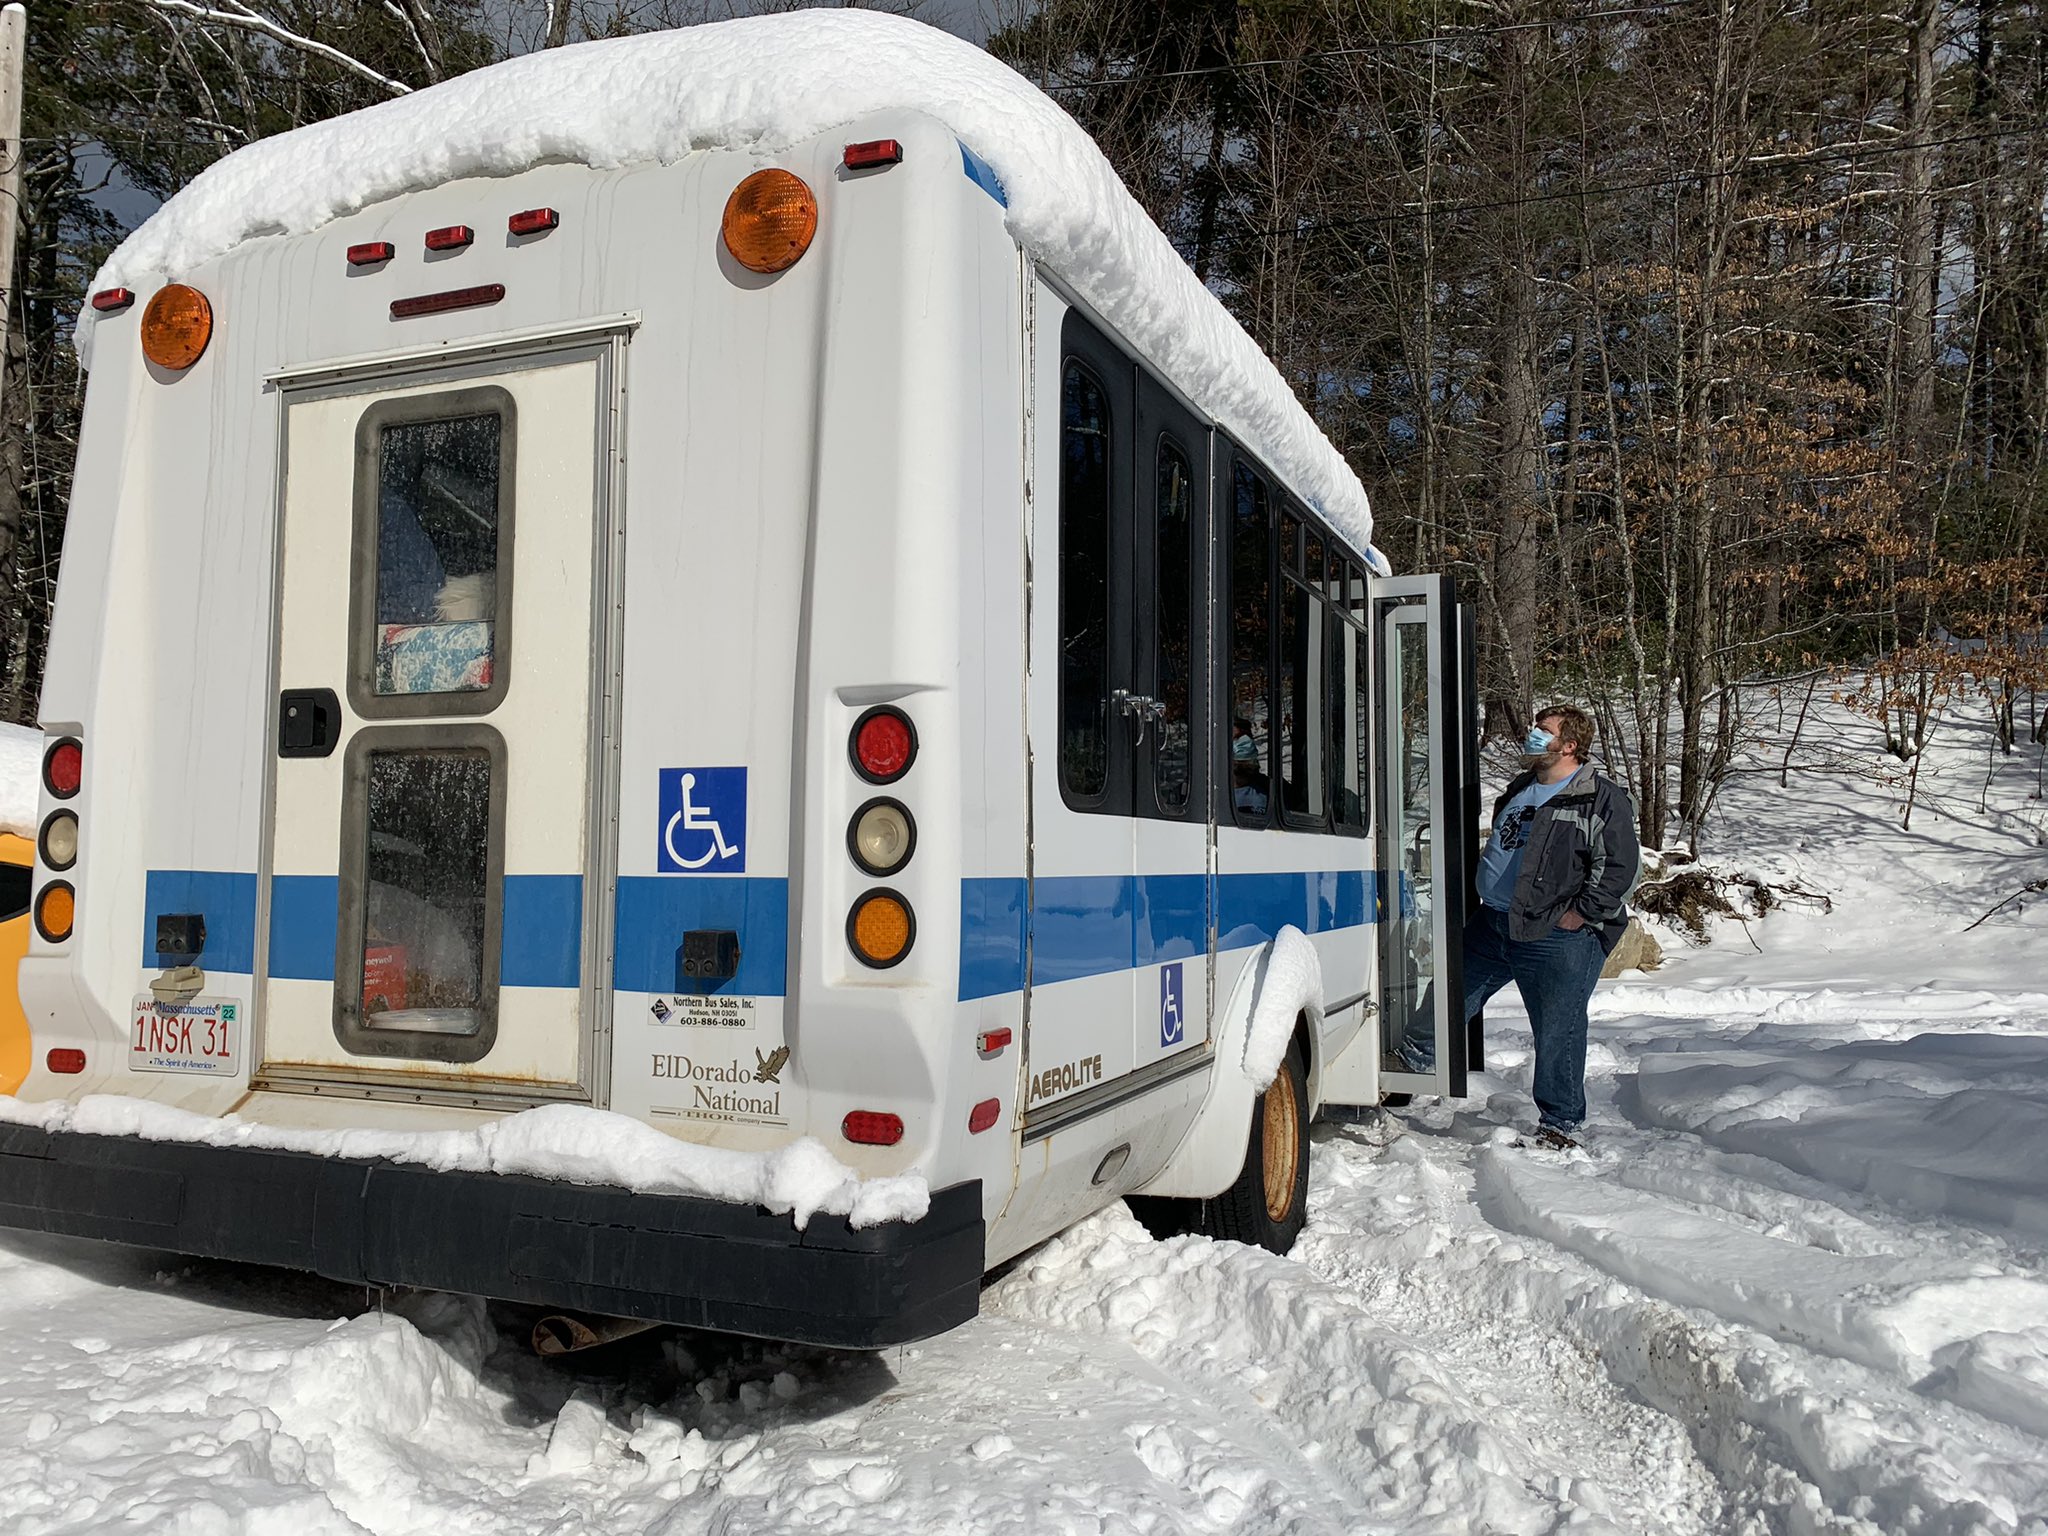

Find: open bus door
<box><xmin>1372</xmin><ymin>573</ymin><xmax>1481</xmax><ymax>1100</ymax></box>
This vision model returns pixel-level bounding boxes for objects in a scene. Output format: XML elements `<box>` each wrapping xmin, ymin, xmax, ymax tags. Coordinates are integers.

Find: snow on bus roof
<box><xmin>77</xmin><ymin>10</ymin><xmax>1382</xmax><ymax>564</ymax></box>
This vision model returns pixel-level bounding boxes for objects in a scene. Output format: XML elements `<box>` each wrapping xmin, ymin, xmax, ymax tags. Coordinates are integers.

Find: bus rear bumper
<box><xmin>0</xmin><ymin>1122</ymin><xmax>983</xmax><ymax>1348</ymax></box>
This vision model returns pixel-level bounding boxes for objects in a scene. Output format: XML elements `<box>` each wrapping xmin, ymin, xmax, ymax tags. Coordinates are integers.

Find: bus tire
<box><xmin>1202</xmin><ymin>1040</ymin><xmax>1310</xmax><ymax>1254</ymax></box>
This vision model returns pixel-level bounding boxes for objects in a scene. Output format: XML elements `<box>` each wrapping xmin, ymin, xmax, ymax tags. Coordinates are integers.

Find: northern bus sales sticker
<box><xmin>129</xmin><ymin>996</ymin><xmax>241</xmax><ymax>1075</ymax></box>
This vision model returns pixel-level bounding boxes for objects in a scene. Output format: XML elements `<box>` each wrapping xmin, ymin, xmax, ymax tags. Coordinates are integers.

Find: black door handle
<box><xmin>278</xmin><ymin>688</ymin><xmax>342</xmax><ymax>758</ymax></box>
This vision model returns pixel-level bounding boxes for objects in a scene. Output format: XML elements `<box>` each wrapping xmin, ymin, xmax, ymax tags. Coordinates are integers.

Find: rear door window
<box><xmin>348</xmin><ymin>387</ymin><xmax>517</xmax><ymax>717</ymax></box>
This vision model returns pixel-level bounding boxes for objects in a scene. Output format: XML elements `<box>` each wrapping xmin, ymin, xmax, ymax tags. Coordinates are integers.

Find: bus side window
<box><xmin>1058</xmin><ymin>360</ymin><xmax>1114</xmax><ymax>805</ymax></box>
<box><xmin>1228</xmin><ymin>460</ymin><xmax>1272</xmax><ymax>826</ymax></box>
<box><xmin>1278</xmin><ymin>521</ymin><xmax>1327</xmax><ymax>828</ymax></box>
<box><xmin>1154</xmin><ymin>437</ymin><xmax>1195</xmax><ymax>816</ymax></box>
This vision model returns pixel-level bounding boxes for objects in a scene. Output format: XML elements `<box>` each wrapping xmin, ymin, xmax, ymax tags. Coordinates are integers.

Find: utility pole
<box><xmin>0</xmin><ymin>4</ymin><xmax>24</xmax><ymax>433</ymax></box>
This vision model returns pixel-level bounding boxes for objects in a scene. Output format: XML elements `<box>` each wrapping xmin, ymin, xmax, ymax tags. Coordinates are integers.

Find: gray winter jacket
<box><xmin>1491</xmin><ymin>763</ymin><xmax>1642</xmax><ymax>954</ymax></box>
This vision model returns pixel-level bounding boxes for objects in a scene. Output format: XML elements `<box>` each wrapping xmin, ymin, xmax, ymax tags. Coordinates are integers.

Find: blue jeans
<box><xmin>1459</xmin><ymin>906</ymin><xmax>1604</xmax><ymax>1130</ymax></box>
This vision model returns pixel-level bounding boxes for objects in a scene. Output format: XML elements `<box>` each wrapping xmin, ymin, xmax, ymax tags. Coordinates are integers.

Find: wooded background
<box><xmin>5</xmin><ymin>0</ymin><xmax>2044</xmax><ymax>851</ymax></box>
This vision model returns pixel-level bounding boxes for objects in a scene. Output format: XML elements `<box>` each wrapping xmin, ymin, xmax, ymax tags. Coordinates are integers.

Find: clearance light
<box><xmin>977</xmin><ymin>1027</ymin><xmax>1012</xmax><ymax>1057</ymax></box>
<box><xmin>721</xmin><ymin>169</ymin><xmax>817</xmax><ymax>274</ymax></box>
<box><xmin>35</xmin><ymin>881</ymin><xmax>74</xmax><ymax>944</ymax></box>
<box><xmin>847</xmin><ymin>889</ymin><xmax>914</xmax><ymax>968</ymax></box>
<box><xmin>91</xmin><ymin>288</ymin><xmax>134</xmax><ymax>312</ymax></box>
<box><xmin>391</xmin><ymin>284</ymin><xmax>505</xmax><ymax>320</ymax></box>
<box><xmin>850</xmin><ymin>707</ymin><xmax>916</xmax><ymax>783</ymax></box>
<box><xmin>508</xmin><ymin>207</ymin><xmax>559</xmax><ymax>236</ymax></box>
<box><xmin>347</xmin><ymin>241</ymin><xmax>395</xmax><ymax>266</ymax></box>
<box><xmin>843</xmin><ymin>139</ymin><xmax>902</xmax><ymax>170</ymax></box>
<box><xmin>842</xmin><ymin>1110</ymin><xmax>904</xmax><ymax>1147</ymax></box>
<box><xmin>140</xmin><ymin>284</ymin><xmax>212</xmax><ymax>371</ymax></box>
<box><xmin>43</xmin><ymin>737</ymin><xmax>81</xmax><ymax>799</ymax></box>
<box><xmin>848</xmin><ymin>799</ymin><xmax>915</xmax><ymax>877</ymax></box>
<box><xmin>424</xmin><ymin>224</ymin><xmax>474</xmax><ymax>251</ymax></box>
<box><xmin>968</xmin><ymin>1098</ymin><xmax>1001</xmax><ymax>1134</ymax></box>
<box><xmin>39</xmin><ymin>810</ymin><xmax>78</xmax><ymax>871</ymax></box>
<box><xmin>46</xmin><ymin>1048</ymin><xmax>86</xmax><ymax>1075</ymax></box>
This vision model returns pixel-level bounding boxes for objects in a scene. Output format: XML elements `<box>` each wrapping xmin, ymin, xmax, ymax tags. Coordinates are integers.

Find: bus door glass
<box><xmin>1130</xmin><ymin>375</ymin><xmax>1211</xmax><ymax>1074</ymax></box>
<box><xmin>258</xmin><ymin>347</ymin><xmax>612</xmax><ymax>1097</ymax></box>
<box><xmin>1371</xmin><ymin>574</ymin><xmax>1471</xmax><ymax>1099</ymax></box>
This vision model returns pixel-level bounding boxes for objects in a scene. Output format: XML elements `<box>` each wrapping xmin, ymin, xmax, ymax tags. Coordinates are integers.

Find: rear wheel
<box><xmin>1201</xmin><ymin>1039</ymin><xmax>1310</xmax><ymax>1253</ymax></box>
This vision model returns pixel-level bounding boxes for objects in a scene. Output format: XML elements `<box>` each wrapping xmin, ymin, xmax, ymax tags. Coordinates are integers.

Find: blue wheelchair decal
<box><xmin>658</xmin><ymin>768</ymin><xmax>746</xmax><ymax>873</ymax></box>
<box><xmin>1159</xmin><ymin>961</ymin><xmax>1185</xmax><ymax>1048</ymax></box>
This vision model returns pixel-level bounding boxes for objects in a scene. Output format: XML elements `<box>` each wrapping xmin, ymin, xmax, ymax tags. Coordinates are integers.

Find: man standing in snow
<box><xmin>1460</xmin><ymin>705</ymin><xmax>1640</xmax><ymax>1149</ymax></box>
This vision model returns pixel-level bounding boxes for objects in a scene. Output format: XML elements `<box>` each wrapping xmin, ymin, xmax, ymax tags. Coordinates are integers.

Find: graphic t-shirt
<box><xmin>1476</xmin><ymin>775</ymin><xmax>1569</xmax><ymax>911</ymax></box>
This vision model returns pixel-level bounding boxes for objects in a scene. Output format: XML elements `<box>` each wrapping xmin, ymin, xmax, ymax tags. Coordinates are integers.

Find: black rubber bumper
<box><xmin>0</xmin><ymin>1122</ymin><xmax>984</xmax><ymax>1348</ymax></box>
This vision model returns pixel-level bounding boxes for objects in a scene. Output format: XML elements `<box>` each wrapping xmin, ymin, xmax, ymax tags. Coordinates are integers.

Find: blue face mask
<box><xmin>1524</xmin><ymin>726</ymin><xmax>1556</xmax><ymax>755</ymax></box>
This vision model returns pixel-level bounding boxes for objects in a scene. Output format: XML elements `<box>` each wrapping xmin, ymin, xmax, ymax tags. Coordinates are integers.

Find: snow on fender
<box><xmin>1241</xmin><ymin>925</ymin><xmax>1323</xmax><ymax>1091</ymax></box>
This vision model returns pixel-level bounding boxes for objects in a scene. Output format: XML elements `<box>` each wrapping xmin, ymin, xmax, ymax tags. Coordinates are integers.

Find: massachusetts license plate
<box><xmin>129</xmin><ymin>995</ymin><xmax>242</xmax><ymax>1075</ymax></box>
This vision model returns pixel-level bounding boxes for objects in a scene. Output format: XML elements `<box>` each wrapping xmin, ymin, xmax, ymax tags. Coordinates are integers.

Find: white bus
<box><xmin>0</xmin><ymin>14</ymin><xmax>1478</xmax><ymax>1347</ymax></box>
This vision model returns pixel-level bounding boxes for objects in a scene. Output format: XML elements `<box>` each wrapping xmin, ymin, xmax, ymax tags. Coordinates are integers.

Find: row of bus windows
<box><xmin>1228</xmin><ymin>462</ymin><xmax>1371</xmax><ymax>833</ymax></box>
<box><xmin>1057</xmin><ymin>351</ymin><xmax>1372</xmax><ymax>834</ymax></box>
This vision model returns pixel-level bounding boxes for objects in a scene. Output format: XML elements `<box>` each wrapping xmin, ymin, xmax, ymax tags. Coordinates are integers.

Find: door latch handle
<box><xmin>278</xmin><ymin>688</ymin><xmax>342</xmax><ymax>758</ymax></box>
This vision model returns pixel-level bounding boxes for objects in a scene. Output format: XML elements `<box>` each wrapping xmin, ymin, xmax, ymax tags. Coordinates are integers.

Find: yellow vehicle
<box><xmin>0</xmin><ymin>830</ymin><xmax>29</xmax><ymax>1093</ymax></box>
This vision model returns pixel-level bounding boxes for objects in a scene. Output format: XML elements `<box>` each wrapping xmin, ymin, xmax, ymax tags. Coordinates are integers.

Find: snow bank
<box><xmin>1624</xmin><ymin>1034</ymin><xmax>2048</xmax><ymax>1240</ymax></box>
<box><xmin>0</xmin><ymin>1094</ymin><xmax>927</xmax><ymax>1229</ymax></box>
<box><xmin>0</xmin><ymin>720</ymin><xmax>38</xmax><ymax>837</ymax></box>
<box><xmin>77</xmin><ymin>12</ymin><xmax>1378</xmax><ymax>558</ymax></box>
<box><xmin>1241</xmin><ymin>925</ymin><xmax>1321</xmax><ymax>1089</ymax></box>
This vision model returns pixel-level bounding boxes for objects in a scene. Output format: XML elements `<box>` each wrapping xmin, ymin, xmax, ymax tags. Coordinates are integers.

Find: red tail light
<box><xmin>844</xmin><ymin>139</ymin><xmax>903</xmax><ymax>170</ymax></box>
<box><xmin>91</xmin><ymin>288</ymin><xmax>135</xmax><ymax>312</ymax></box>
<box><xmin>842</xmin><ymin>1111</ymin><xmax>904</xmax><ymax>1147</ymax></box>
<box><xmin>424</xmin><ymin>225</ymin><xmax>474</xmax><ymax>251</ymax></box>
<box><xmin>977</xmin><ymin>1027</ymin><xmax>1012</xmax><ymax>1056</ymax></box>
<box><xmin>968</xmin><ymin>1098</ymin><xmax>1001</xmax><ymax>1134</ymax></box>
<box><xmin>508</xmin><ymin>207</ymin><xmax>558</xmax><ymax>236</ymax></box>
<box><xmin>43</xmin><ymin>738</ymin><xmax>82</xmax><ymax>799</ymax></box>
<box><xmin>47</xmin><ymin>1048</ymin><xmax>86</xmax><ymax>1074</ymax></box>
<box><xmin>850</xmin><ymin>707</ymin><xmax>916</xmax><ymax>783</ymax></box>
<box><xmin>347</xmin><ymin>241</ymin><xmax>395</xmax><ymax>266</ymax></box>
<box><xmin>391</xmin><ymin>284</ymin><xmax>505</xmax><ymax>319</ymax></box>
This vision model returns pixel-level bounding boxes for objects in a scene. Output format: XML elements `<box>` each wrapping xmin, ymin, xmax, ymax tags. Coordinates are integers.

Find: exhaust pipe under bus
<box><xmin>530</xmin><ymin>1312</ymin><xmax>664</xmax><ymax>1357</ymax></box>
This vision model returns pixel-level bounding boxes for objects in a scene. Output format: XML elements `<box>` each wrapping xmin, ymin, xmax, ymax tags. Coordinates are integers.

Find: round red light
<box><xmin>44</xmin><ymin>738</ymin><xmax>82</xmax><ymax>799</ymax></box>
<box><xmin>968</xmin><ymin>1097</ymin><xmax>1001</xmax><ymax>1134</ymax></box>
<box><xmin>851</xmin><ymin>708</ymin><xmax>915</xmax><ymax>784</ymax></box>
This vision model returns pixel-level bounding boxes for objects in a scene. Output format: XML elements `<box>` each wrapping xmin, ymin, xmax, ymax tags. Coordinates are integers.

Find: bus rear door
<box><xmin>255</xmin><ymin>342</ymin><xmax>616</xmax><ymax>1100</ymax></box>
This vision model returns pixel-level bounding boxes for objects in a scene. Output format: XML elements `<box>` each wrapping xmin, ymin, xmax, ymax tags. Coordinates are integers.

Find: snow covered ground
<box><xmin>4</xmin><ymin>692</ymin><xmax>2045</xmax><ymax>1535</ymax></box>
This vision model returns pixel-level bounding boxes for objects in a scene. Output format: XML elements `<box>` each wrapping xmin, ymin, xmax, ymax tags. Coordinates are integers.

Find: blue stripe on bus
<box><xmin>147</xmin><ymin>870</ymin><xmax>583</xmax><ymax>988</ymax></box>
<box><xmin>266</xmin><ymin>874</ymin><xmax>339</xmax><ymax>980</ymax></box>
<box><xmin>141</xmin><ymin>870</ymin><xmax>258</xmax><ymax>973</ymax></box>
<box><xmin>613</xmin><ymin>875</ymin><xmax>790</xmax><ymax>997</ymax></box>
<box><xmin>501</xmin><ymin>876</ymin><xmax>583</xmax><ymax>988</ymax></box>
<box><xmin>956</xmin><ymin>869</ymin><xmax>1379</xmax><ymax>1001</ymax></box>
<box><xmin>959</xmin><ymin>141</ymin><xmax>1008</xmax><ymax>208</ymax></box>
<box><xmin>960</xmin><ymin>877</ymin><xmax>1028</xmax><ymax>999</ymax></box>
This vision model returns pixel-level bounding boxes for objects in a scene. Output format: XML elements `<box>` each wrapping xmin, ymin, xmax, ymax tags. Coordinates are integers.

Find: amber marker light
<box><xmin>847</xmin><ymin>889</ymin><xmax>914</xmax><ymax>968</ymax></box>
<box><xmin>140</xmin><ymin>284</ymin><xmax>213</xmax><ymax>370</ymax></box>
<box><xmin>721</xmin><ymin>169</ymin><xmax>818</xmax><ymax>274</ymax></box>
<box><xmin>34</xmin><ymin>881</ymin><xmax>74</xmax><ymax>944</ymax></box>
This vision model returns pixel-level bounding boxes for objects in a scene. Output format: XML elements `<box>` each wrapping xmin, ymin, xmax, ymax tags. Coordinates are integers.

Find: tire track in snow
<box><xmin>1300</xmin><ymin>1122</ymin><xmax>1729</xmax><ymax>1536</ymax></box>
<box><xmin>1338</xmin><ymin>1106</ymin><xmax>2048</xmax><ymax>1536</ymax></box>
<box><xmin>985</xmin><ymin>1202</ymin><xmax>1643</xmax><ymax>1534</ymax></box>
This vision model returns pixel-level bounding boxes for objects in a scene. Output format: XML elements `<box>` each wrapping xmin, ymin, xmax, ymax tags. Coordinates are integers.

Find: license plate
<box><xmin>129</xmin><ymin>995</ymin><xmax>242</xmax><ymax>1075</ymax></box>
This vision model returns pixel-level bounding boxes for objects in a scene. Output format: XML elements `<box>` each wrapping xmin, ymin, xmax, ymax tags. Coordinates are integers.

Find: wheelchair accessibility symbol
<box><xmin>658</xmin><ymin>767</ymin><xmax>746</xmax><ymax>873</ymax></box>
<box><xmin>1159</xmin><ymin>961</ymin><xmax>1185</xmax><ymax>1048</ymax></box>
